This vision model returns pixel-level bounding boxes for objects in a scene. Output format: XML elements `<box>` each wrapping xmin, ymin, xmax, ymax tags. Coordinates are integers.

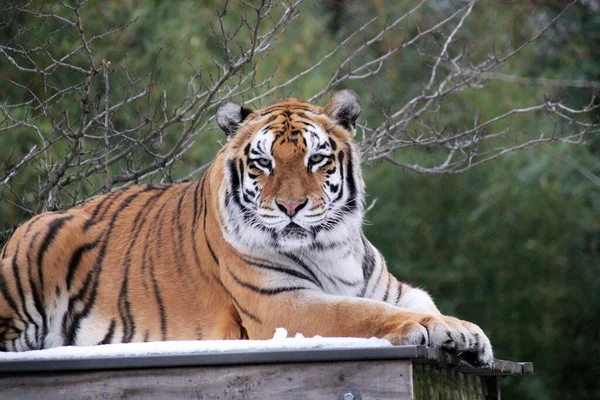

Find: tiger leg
<box><xmin>360</xmin><ymin>243</ymin><xmax>494</xmax><ymax>366</ymax></box>
<box><xmin>223</xmin><ymin>263</ymin><xmax>494</xmax><ymax>366</ymax></box>
<box><xmin>231</xmin><ymin>286</ymin><xmax>444</xmax><ymax>346</ymax></box>
<box><xmin>0</xmin><ymin>257</ymin><xmax>34</xmax><ymax>351</ymax></box>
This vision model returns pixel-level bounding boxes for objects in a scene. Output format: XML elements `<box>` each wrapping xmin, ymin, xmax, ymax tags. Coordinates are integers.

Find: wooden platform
<box><xmin>0</xmin><ymin>345</ymin><xmax>532</xmax><ymax>399</ymax></box>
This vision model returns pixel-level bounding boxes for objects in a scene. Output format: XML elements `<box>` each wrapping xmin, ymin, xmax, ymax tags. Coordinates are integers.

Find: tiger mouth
<box><xmin>279</xmin><ymin>222</ymin><xmax>313</xmax><ymax>241</ymax></box>
<box><xmin>281</xmin><ymin>222</ymin><xmax>306</xmax><ymax>234</ymax></box>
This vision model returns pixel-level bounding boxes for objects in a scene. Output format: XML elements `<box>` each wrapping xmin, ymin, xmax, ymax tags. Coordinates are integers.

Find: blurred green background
<box><xmin>1</xmin><ymin>1</ymin><xmax>598</xmax><ymax>399</ymax></box>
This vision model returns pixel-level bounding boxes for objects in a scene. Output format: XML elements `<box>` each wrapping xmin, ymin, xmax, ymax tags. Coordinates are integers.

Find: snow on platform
<box><xmin>0</xmin><ymin>328</ymin><xmax>393</xmax><ymax>361</ymax></box>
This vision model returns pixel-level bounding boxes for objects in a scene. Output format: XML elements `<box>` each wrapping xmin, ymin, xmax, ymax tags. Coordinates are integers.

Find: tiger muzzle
<box><xmin>275</xmin><ymin>197</ymin><xmax>308</xmax><ymax>218</ymax></box>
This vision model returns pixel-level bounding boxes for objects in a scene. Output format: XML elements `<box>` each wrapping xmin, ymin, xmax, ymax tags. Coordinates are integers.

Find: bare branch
<box><xmin>0</xmin><ymin>0</ymin><xmax>597</xmax><ymax>227</ymax></box>
<box><xmin>477</xmin><ymin>72</ymin><xmax>600</xmax><ymax>90</ymax></box>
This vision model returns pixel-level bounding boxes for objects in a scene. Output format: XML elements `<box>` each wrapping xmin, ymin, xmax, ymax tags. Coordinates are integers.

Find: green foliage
<box><xmin>365</xmin><ymin>144</ymin><xmax>599</xmax><ymax>399</ymax></box>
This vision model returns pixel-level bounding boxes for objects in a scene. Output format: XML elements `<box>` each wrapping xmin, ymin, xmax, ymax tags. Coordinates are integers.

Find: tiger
<box><xmin>0</xmin><ymin>90</ymin><xmax>493</xmax><ymax>365</ymax></box>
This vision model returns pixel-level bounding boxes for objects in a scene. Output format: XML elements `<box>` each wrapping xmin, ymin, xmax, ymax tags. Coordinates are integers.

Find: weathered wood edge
<box><xmin>0</xmin><ymin>345</ymin><xmax>533</xmax><ymax>376</ymax></box>
<box><xmin>410</xmin><ymin>346</ymin><xmax>534</xmax><ymax>376</ymax></box>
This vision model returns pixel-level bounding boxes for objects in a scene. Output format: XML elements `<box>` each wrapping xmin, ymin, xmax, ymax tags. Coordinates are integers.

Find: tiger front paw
<box><xmin>452</xmin><ymin>317</ymin><xmax>494</xmax><ymax>367</ymax></box>
<box><xmin>382</xmin><ymin>314</ymin><xmax>493</xmax><ymax>367</ymax></box>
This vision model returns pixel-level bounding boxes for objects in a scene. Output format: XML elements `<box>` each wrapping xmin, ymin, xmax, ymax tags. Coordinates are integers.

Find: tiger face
<box><xmin>217</xmin><ymin>91</ymin><xmax>365</xmax><ymax>252</ymax></box>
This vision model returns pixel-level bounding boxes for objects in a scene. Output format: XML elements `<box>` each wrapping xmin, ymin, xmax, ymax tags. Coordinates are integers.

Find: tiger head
<box><xmin>216</xmin><ymin>90</ymin><xmax>365</xmax><ymax>253</ymax></box>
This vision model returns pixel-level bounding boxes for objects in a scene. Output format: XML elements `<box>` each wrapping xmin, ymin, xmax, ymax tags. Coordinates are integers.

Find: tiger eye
<box><xmin>255</xmin><ymin>158</ymin><xmax>271</xmax><ymax>168</ymax></box>
<box><xmin>309</xmin><ymin>154</ymin><xmax>325</xmax><ymax>164</ymax></box>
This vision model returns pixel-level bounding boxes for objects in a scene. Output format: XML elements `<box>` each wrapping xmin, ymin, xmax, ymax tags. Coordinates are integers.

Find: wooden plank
<box><xmin>0</xmin><ymin>360</ymin><xmax>414</xmax><ymax>400</ymax></box>
<box><xmin>409</xmin><ymin>348</ymin><xmax>532</xmax><ymax>377</ymax></box>
<box><xmin>0</xmin><ymin>346</ymin><xmax>533</xmax><ymax>377</ymax></box>
<box><xmin>412</xmin><ymin>363</ymin><xmax>490</xmax><ymax>400</ymax></box>
<box><xmin>484</xmin><ymin>376</ymin><xmax>501</xmax><ymax>400</ymax></box>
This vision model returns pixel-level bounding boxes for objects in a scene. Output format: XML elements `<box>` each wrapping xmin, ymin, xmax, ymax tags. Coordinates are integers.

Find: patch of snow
<box><xmin>0</xmin><ymin>328</ymin><xmax>393</xmax><ymax>361</ymax></box>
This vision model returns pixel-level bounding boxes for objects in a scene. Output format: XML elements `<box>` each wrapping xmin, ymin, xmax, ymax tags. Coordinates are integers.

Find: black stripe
<box><xmin>37</xmin><ymin>215</ymin><xmax>73</xmax><ymax>294</ymax></box>
<box><xmin>172</xmin><ymin>184</ymin><xmax>193</xmax><ymax>277</ymax></box>
<box><xmin>226</xmin><ymin>266</ymin><xmax>307</xmax><ymax>295</ymax></box>
<box><xmin>345</xmin><ymin>147</ymin><xmax>358</xmax><ymax>211</ymax></box>
<box><xmin>117</xmin><ymin>269</ymin><xmax>135</xmax><ymax>343</ymax></box>
<box><xmin>66</xmin><ymin>240</ymin><xmax>99</xmax><ymax>291</ymax></box>
<box><xmin>9</xmin><ymin>241</ymin><xmax>28</xmax><ymax>321</ymax></box>
<box><xmin>82</xmin><ymin>190</ymin><xmax>121</xmax><ymax>231</ymax></box>
<box><xmin>240</xmin><ymin>325</ymin><xmax>249</xmax><ymax>339</ymax></box>
<box><xmin>216</xmin><ymin>278</ymin><xmax>261</xmax><ymax>323</ymax></box>
<box><xmin>62</xmin><ymin>252</ymin><xmax>98</xmax><ymax>345</ymax></box>
<box><xmin>142</xmin><ymin>201</ymin><xmax>169</xmax><ymax>341</ymax></box>
<box><xmin>189</xmin><ymin>176</ymin><xmax>208</xmax><ymax>276</ymax></box>
<box><xmin>331</xmin><ymin>151</ymin><xmax>345</xmax><ymax>205</ymax></box>
<box><xmin>26</xmin><ymin>233</ymin><xmax>44</xmax><ymax>348</ymax></box>
<box><xmin>327</xmin><ymin>183</ymin><xmax>339</xmax><ymax>193</ymax></box>
<box><xmin>281</xmin><ymin>252</ymin><xmax>324</xmax><ymax>289</ymax></box>
<box><xmin>359</xmin><ymin>236</ymin><xmax>376</xmax><ymax>297</ymax></box>
<box><xmin>132</xmin><ymin>187</ymin><xmax>169</xmax><ymax>234</ymax></box>
<box><xmin>229</xmin><ymin>160</ymin><xmax>241</xmax><ymax>198</ymax></box>
<box><xmin>203</xmin><ymin>192</ymin><xmax>220</xmax><ymax>266</ymax></box>
<box><xmin>382</xmin><ymin>274</ymin><xmax>391</xmax><ymax>303</ymax></box>
<box><xmin>141</xmin><ymin>200</ymin><xmax>164</xmax><ymax>286</ymax></box>
<box><xmin>0</xmin><ymin>264</ymin><xmax>21</xmax><ymax>320</ymax></box>
<box><xmin>395</xmin><ymin>283</ymin><xmax>403</xmax><ymax>305</ymax></box>
<box><xmin>190</xmin><ymin>178</ymin><xmax>209</xmax><ymax>279</ymax></box>
<box><xmin>192</xmin><ymin>177</ymin><xmax>203</xmax><ymax>227</ymax></box>
<box><xmin>154</xmin><ymin>193</ymin><xmax>168</xmax><ymax>263</ymax></box>
<box><xmin>21</xmin><ymin>215</ymin><xmax>44</xmax><ymax>237</ymax></box>
<box><xmin>62</xmin><ymin>265</ymin><xmax>94</xmax><ymax>345</ymax></box>
<box><xmin>332</xmin><ymin>274</ymin><xmax>362</xmax><ymax>287</ymax></box>
<box><xmin>329</xmin><ymin>138</ymin><xmax>337</xmax><ymax>151</ymax></box>
<box><xmin>368</xmin><ymin>257</ymin><xmax>384</xmax><ymax>299</ymax></box>
<box><xmin>242</xmin><ymin>256</ymin><xmax>319</xmax><ymax>287</ymax></box>
<box><xmin>11</xmin><ymin>240</ymin><xmax>37</xmax><ymax>349</ymax></box>
<box><xmin>98</xmin><ymin>319</ymin><xmax>116</xmax><ymax>345</ymax></box>
<box><xmin>149</xmin><ymin>252</ymin><xmax>168</xmax><ymax>341</ymax></box>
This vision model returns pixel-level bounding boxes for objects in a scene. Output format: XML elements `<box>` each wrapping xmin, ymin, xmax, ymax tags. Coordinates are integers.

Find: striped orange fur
<box><xmin>0</xmin><ymin>91</ymin><xmax>493</xmax><ymax>366</ymax></box>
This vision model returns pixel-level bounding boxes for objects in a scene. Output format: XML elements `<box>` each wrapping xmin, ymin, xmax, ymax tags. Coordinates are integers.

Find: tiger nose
<box><xmin>275</xmin><ymin>197</ymin><xmax>308</xmax><ymax>217</ymax></box>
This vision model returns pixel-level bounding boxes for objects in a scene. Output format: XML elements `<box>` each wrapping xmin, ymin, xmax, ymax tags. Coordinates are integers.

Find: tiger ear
<box><xmin>216</xmin><ymin>102</ymin><xmax>253</xmax><ymax>138</ymax></box>
<box><xmin>323</xmin><ymin>90</ymin><xmax>362</xmax><ymax>134</ymax></box>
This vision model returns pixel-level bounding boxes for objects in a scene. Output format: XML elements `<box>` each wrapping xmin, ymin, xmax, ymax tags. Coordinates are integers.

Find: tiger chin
<box><xmin>0</xmin><ymin>90</ymin><xmax>493</xmax><ymax>366</ymax></box>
